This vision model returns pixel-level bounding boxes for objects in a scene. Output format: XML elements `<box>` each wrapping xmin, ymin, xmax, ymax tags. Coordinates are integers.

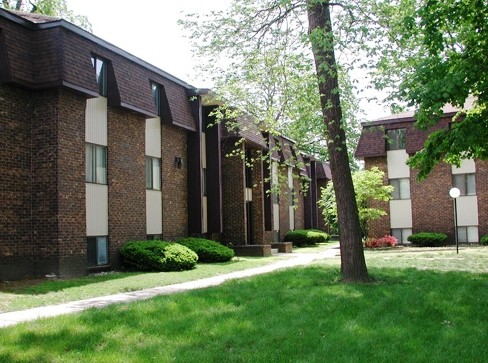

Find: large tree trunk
<box><xmin>307</xmin><ymin>0</ymin><xmax>369</xmax><ymax>282</ymax></box>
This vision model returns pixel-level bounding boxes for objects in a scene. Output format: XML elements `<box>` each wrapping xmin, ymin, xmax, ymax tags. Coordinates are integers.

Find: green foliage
<box><xmin>120</xmin><ymin>241</ymin><xmax>198</xmax><ymax>272</ymax></box>
<box><xmin>176</xmin><ymin>238</ymin><xmax>234</xmax><ymax>263</ymax></box>
<box><xmin>319</xmin><ymin>167</ymin><xmax>392</xmax><ymax>238</ymax></box>
<box><xmin>1</xmin><ymin>0</ymin><xmax>92</xmax><ymax>31</ymax></box>
<box><xmin>407</xmin><ymin>232</ymin><xmax>448</xmax><ymax>247</ymax></box>
<box><xmin>284</xmin><ymin>229</ymin><xmax>330</xmax><ymax>247</ymax></box>
<box><xmin>179</xmin><ymin>0</ymin><xmax>364</xmax><ymax>166</ymax></box>
<box><xmin>480</xmin><ymin>234</ymin><xmax>488</xmax><ymax>246</ymax></box>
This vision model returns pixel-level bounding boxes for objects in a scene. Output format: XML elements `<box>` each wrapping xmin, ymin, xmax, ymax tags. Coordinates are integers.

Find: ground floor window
<box><xmin>391</xmin><ymin>228</ymin><xmax>412</xmax><ymax>244</ymax></box>
<box><xmin>87</xmin><ymin>236</ymin><xmax>108</xmax><ymax>266</ymax></box>
<box><xmin>147</xmin><ymin>235</ymin><xmax>162</xmax><ymax>240</ymax></box>
<box><xmin>457</xmin><ymin>226</ymin><xmax>478</xmax><ymax>243</ymax></box>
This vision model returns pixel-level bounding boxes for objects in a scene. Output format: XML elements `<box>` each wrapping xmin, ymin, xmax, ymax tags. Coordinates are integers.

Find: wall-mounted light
<box><xmin>174</xmin><ymin>157</ymin><xmax>183</xmax><ymax>169</ymax></box>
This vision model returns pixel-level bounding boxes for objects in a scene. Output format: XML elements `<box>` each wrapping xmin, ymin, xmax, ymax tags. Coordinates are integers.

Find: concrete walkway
<box><xmin>0</xmin><ymin>245</ymin><xmax>340</xmax><ymax>329</ymax></box>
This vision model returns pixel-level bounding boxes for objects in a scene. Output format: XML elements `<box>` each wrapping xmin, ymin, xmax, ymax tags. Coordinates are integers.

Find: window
<box><xmin>146</xmin><ymin>157</ymin><xmax>161</xmax><ymax>190</ymax></box>
<box><xmin>91</xmin><ymin>56</ymin><xmax>107</xmax><ymax>96</ymax></box>
<box><xmin>87</xmin><ymin>236</ymin><xmax>108</xmax><ymax>266</ymax></box>
<box><xmin>390</xmin><ymin>178</ymin><xmax>410</xmax><ymax>199</ymax></box>
<box><xmin>245</xmin><ymin>150</ymin><xmax>253</xmax><ymax>188</ymax></box>
<box><xmin>202</xmin><ymin>168</ymin><xmax>207</xmax><ymax>197</ymax></box>
<box><xmin>147</xmin><ymin>235</ymin><xmax>162</xmax><ymax>241</ymax></box>
<box><xmin>391</xmin><ymin>228</ymin><xmax>412</xmax><ymax>244</ymax></box>
<box><xmin>453</xmin><ymin>173</ymin><xmax>476</xmax><ymax>196</ymax></box>
<box><xmin>151</xmin><ymin>82</ymin><xmax>161</xmax><ymax>115</ymax></box>
<box><xmin>86</xmin><ymin>143</ymin><xmax>107</xmax><ymax>184</ymax></box>
<box><xmin>456</xmin><ymin>226</ymin><xmax>478</xmax><ymax>243</ymax></box>
<box><xmin>386</xmin><ymin>128</ymin><xmax>406</xmax><ymax>150</ymax></box>
<box><xmin>289</xmin><ymin>188</ymin><xmax>295</xmax><ymax>207</ymax></box>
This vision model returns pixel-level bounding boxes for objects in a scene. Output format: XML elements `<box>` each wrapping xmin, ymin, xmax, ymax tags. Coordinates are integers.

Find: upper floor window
<box><xmin>151</xmin><ymin>82</ymin><xmax>161</xmax><ymax>115</ymax></box>
<box><xmin>245</xmin><ymin>149</ymin><xmax>253</xmax><ymax>188</ymax></box>
<box><xmin>386</xmin><ymin>128</ymin><xmax>406</xmax><ymax>150</ymax></box>
<box><xmin>146</xmin><ymin>156</ymin><xmax>161</xmax><ymax>190</ymax></box>
<box><xmin>453</xmin><ymin>173</ymin><xmax>476</xmax><ymax>196</ymax></box>
<box><xmin>91</xmin><ymin>56</ymin><xmax>107</xmax><ymax>96</ymax></box>
<box><xmin>86</xmin><ymin>143</ymin><xmax>107</xmax><ymax>184</ymax></box>
<box><xmin>390</xmin><ymin>178</ymin><xmax>410</xmax><ymax>200</ymax></box>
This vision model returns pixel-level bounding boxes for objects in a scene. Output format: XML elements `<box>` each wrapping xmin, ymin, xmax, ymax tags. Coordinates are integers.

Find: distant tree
<box><xmin>181</xmin><ymin>0</ymin><xmax>370</xmax><ymax>282</ymax></box>
<box><xmin>319</xmin><ymin>167</ymin><xmax>392</xmax><ymax>238</ymax></box>
<box><xmin>1</xmin><ymin>0</ymin><xmax>91</xmax><ymax>32</ymax></box>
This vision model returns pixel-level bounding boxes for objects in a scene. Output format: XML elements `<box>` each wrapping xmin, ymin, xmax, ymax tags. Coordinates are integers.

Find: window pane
<box><xmin>399</xmin><ymin>178</ymin><xmax>410</xmax><ymax>199</ymax></box>
<box><xmin>391</xmin><ymin>229</ymin><xmax>402</xmax><ymax>243</ymax></box>
<box><xmin>453</xmin><ymin>174</ymin><xmax>466</xmax><ymax>195</ymax></box>
<box><xmin>146</xmin><ymin>157</ymin><xmax>152</xmax><ymax>189</ymax></box>
<box><xmin>151</xmin><ymin>83</ymin><xmax>160</xmax><ymax>115</ymax></box>
<box><xmin>467</xmin><ymin>226</ymin><xmax>478</xmax><ymax>243</ymax></box>
<box><xmin>466</xmin><ymin>174</ymin><xmax>476</xmax><ymax>195</ymax></box>
<box><xmin>97</xmin><ymin>237</ymin><xmax>108</xmax><ymax>265</ymax></box>
<box><xmin>202</xmin><ymin>168</ymin><xmax>207</xmax><ymax>196</ymax></box>
<box><xmin>403</xmin><ymin>229</ymin><xmax>412</xmax><ymax>244</ymax></box>
<box><xmin>86</xmin><ymin>144</ymin><xmax>94</xmax><ymax>183</ymax></box>
<box><xmin>386</xmin><ymin>129</ymin><xmax>406</xmax><ymax>150</ymax></box>
<box><xmin>152</xmin><ymin>158</ymin><xmax>161</xmax><ymax>190</ymax></box>
<box><xmin>390</xmin><ymin>179</ymin><xmax>400</xmax><ymax>199</ymax></box>
<box><xmin>87</xmin><ymin>237</ymin><xmax>97</xmax><ymax>266</ymax></box>
<box><xmin>95</xmin><ymin>145</ymin><xmax>107</xmax><ymax>184</ymax></box>
<box><xmin>457</xmin><ymin>227</ymin><xmax>467</xmax><ymax>243</ymax></box>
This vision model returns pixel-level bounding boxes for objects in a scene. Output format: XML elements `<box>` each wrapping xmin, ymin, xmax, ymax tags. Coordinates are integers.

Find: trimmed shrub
<box><xmin>481</xmin><ymin>234</ymin><xmax>488</xmax><ymax>246</ymax></box>
<box><xmin>120</xmin><ymin>240</ymin><xmax>198</xmax><ymax>272</ymax></box>
<box><xmin>364</xmin><ymin>235</ymin><xmax>398</xmax><ymax>249</ymax></box>
<box><xmin>407</xmin><ymin>232</ymin><xmax>448</xmax><ymax>247</ymax></box>
<box><xmin>176</xmin><ymin>238</ymin><xmax>234</xmax><ymax>263</ymax></box>
<box><xmin>285</xmin><ymin>229</ymin><xmax>330</xmax><ymax>247</ymax></box>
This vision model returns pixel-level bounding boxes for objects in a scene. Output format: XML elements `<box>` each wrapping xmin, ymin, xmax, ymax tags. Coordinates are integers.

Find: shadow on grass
<box><xmin>1</xmin><ymin>266</ymin><xmax>487</xmax><ymax>362</ymax></box>
<box><xmin>0</xmin><ymin>271</ymin><xmax>145</xmax><ymax>295</ymax></box>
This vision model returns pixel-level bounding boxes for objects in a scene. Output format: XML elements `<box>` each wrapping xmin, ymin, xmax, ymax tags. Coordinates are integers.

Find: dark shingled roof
<box><xmin>221</xmin><ymin>115</ymin><xmax>267</xmax><ymax>148</ymax></box>
<box><xmin>6</xmin><ymin>9</ymin><xmax>61</xmax><ymax>23</ymax></box>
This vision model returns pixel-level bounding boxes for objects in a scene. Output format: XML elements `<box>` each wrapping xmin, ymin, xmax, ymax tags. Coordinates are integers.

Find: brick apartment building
<box><xmin>355</xmin><ymin>106</ymin><xmax>488</xmax><ymax>244</ymax></box>
<box><xmin>0</xmin><ymin>9</ymin><xmax>329</xmax><ymax>280</ymax></box>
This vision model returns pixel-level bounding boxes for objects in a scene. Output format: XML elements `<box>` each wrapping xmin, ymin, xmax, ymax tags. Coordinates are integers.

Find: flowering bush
<box><xmin>364</xmin><ymin>235</ymin><xmax>398</xmax><ymax>248</ymax></box>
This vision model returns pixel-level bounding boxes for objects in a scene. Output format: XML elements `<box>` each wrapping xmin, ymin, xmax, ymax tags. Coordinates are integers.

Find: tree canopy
<box><xmin>1</xmin><ymin>0</ymin><xmax>91</xmax><ymax>31</ymax></box>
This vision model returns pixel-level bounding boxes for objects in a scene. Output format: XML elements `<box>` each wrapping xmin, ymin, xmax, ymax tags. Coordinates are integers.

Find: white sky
<box><xmin>66</xmin><ymin>0</ymin><xmax>389</xmax><ymax>120</ymax></box>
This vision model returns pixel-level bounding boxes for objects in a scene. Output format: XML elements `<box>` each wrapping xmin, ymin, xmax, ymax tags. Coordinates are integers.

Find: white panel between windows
<box><xmin>387</xmin><ymin>150</ymin><xmax>410</xmax><ymax>179</ymax></box>
<box><xmin>202</xmin><ymin>196</ymin><xmax>208</xmax><ymax>234</ymax></box>
<box><xmin>146</xmin><ymin>189</ymin><xmax>162</xmax><ymax>235</ymax></box>
<box><xmin>452</xmin><ymin>159</ymin><xmax>476</xmax><ymax>174</ymax></box>
<box><xmin>288</xmin><ymin>167</ymin><xmax>293</xmax><ymax>188</ymax></box>
<box><xmin>389</xmin><ymin>199</ymin><xmax>413</xmax><ymax>228</ymax></box>
<box><xmin>456</xmin><ymin>195</ymin><xmax>479</xmax><ymax>226</ymax></box>
<box><xmin>289</xmin><ymin>206</ymin><xmax>295</xmax><ymax>230</ymax></box>
<box><xmin>85</xmin><ymin>97</ymin><xmax>108</xmax><ymax>146</ymax></box>
<box><xmin>273</xmin><ymin>203</ymin><xmax>280</xmax><ymax>231</ymax></box>
<box><xmin>86</xmin><ymin>183</ymin><xmax>108</xmax><ymax>236</ymax></box>
<box><xmin>145</xmin><ymin>117</ymin><xmax>161</xmax><ymax>158</ymax></box>
<box><xmin>245</xmin><ymin>188</ymin><xmax>253</xmax><ymax>202</ymax></box>
<box><xmin>201</xmin><ymin>132</ymin><xmax>207</xmax><ymax>169</ymax></box>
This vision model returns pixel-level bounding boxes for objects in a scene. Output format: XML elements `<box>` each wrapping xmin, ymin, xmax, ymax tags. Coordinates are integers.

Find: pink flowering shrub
<box><xmin>364</xmin><ymin>235</ymin><xmax>398</xmax><ymax>248</ymax></box>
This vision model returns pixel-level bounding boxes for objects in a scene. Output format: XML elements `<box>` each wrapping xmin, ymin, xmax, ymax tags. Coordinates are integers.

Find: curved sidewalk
<box><xmin>0</xmin><ymin>245</ymin><xmax>340</xmax><ymax>328</ymax></box>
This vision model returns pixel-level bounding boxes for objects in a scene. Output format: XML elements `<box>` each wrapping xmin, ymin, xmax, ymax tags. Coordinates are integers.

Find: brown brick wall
<box><xmin>56</xmin><ymin>90</ymin><xmax>86</xmax><ymax>277</ymax></box>
<box><xmin>161</xmin><ymin>124</ymin><xmax>188</xmax><ymax>240</ymax></box>
<box><xmin>108</xmin><ymin>107</ymin><xmax>146</xmax><ymax>268</ymax></box>
<box><xmin>0</xmin><ymin>84</ymin><xmax>34</xmax><ymax>279</ymax></box>
<box><xmin>477</xmin><ymin>160</ymin><xmax>488</xmax><ymax>238</ymax></box>
<box><xmin>364</xmin><ymin>156</ymin><xmax>390</xmax><ymax>238</ymax></box>
<box><xmin>294</xmin><ymin>170</ymin><xmax>305</xmax><ymax>231</ymax></box>
<box><xmin>411</xmin><ymin>162</ymin><xmax>455</xmax><ymax>241</ymax></box>
<box><xmin>250</xmin><ymin>149</ymin><xmax>265</xmax><ymax>244</ymax></box>
<box><xmin>221</xmin><ymin>143</ymin><xmax>246</xmax><ymax>245</ymax></box>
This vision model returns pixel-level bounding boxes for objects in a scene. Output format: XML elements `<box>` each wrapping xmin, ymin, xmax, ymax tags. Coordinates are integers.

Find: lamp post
<box><xmin>449</xmin><ymin>187</ymin><xmax>461</xmax><ymax>254</ymax></box>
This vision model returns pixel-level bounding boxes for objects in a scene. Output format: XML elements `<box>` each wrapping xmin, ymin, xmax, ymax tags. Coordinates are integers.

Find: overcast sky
<box><xmin>66</xmin><ymin>0</ymin><xmax>389</xmax><ymax>120</ymax></box>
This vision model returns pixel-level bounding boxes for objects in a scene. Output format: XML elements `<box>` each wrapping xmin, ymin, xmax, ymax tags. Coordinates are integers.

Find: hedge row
<box><xmin>177</xmin><ymin>238</ymin><xmax>234</xmax><ymax>262</ymax></box>
<box><xmin>285</xmin><ymin>229</ymin><xmax>330</xmax><ymax>247</ymax></box>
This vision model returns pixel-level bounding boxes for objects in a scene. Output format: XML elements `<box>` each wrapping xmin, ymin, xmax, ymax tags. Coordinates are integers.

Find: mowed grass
<box><xmin>0</xmin><ymin>255</ymin><xmax>290</xmax><ymax>313</ymax></box>
<box><xmin>1</xmin><ymin>246</ymin><xmax>487</xmax><ymax>362</ymax></box>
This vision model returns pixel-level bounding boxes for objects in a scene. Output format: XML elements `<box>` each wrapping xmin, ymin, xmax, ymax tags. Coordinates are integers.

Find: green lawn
<box><xmin>1</xmin><ymin>246</ymin><xmax>487</xmax><ymax>362</ymax></box>
<box><xmin>0</xmin><ymin>255</ymin><xmax>291</xmax><ymax>313</ymax></box>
